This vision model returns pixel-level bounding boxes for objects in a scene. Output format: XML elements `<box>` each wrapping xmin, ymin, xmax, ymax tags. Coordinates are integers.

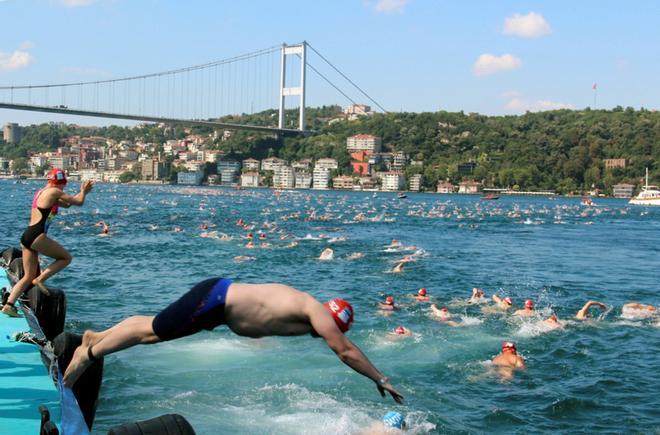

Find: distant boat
<box><xmin>397</xmin><ymin>192</ymin><xmax>407</xmax><ymax>199</ymax></box>
<box><xmin>629</xmin><ymin>168</ymin><xmax>660</xmax><ymax>206</ymax></box>
<box><xmin>480</xmin><ymin>193</ymin><xmax>499</xmax><ymax>200</ymax></box>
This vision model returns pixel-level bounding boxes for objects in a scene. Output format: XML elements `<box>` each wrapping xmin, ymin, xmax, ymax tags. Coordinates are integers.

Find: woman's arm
<box><xmin>59</xmin><ymin>180</ymin><xmax>94</xmax><ymax>206</ymax></box>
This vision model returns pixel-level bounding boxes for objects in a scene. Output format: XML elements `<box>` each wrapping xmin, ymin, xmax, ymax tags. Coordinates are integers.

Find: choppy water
<box><xmin>1</xmin><ymin>180</ymin><xmax>659</xmax><ymax>434</ymax></box>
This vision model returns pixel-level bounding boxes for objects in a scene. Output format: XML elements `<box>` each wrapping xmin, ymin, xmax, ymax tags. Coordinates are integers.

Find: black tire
<box><xmin>27</xmin><ymin>287</ymin><xmax>66</xmax><ymax>341</ymax></box>
<box><xmin>107</xmin><ymin>414</ymin><xmax>196</xmax><ymax>435</ymax></box>
<box><xmin>53</xmin><ymin>332</ymin><xmax>104</xmax><ymax>431</ymax></box>
<box><xmin>1</xmin><ymin>246</ymin><xmax>22</xmax><ymax>268</ymax></box>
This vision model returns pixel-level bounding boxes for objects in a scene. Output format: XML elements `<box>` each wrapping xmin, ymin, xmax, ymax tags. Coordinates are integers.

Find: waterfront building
<box><xmin>241</xmin><ymin>172</ymin><xmax>260</xmax><ymax>188</ymax></box>
<box><xmin>3</xmin><ymin>123</ymin><xmax>21</xmax><ymax>144</ymax></box>
<box><xmin>142</xmin><ymin>159</ymin><xmax>165</xmax><ymax>181</ymax></box>
<box><xmin>357</xmin><ymin>177</ymin><xmax>378</xmax><ymax>190</ymax></box>
<box><xmin>312</xmin><ymin>167</ymin><xmax>330</xmax><ymax>190</ymax></box>
<box><xmin>604</xmin><ymin>159</ymin><xmax>628</xmax><ymax>169</ymax></box>
<box><xmin>105</xmin><ymin>157</ymin><xmax>124</xmax><ymax>171</ymax></box>
<box><xmin>273</xmin><ymin>166</ymin><xmax>295</xmax><ymax>189</ymax></box>
<box><xmin>79</xmin><ymin>169</ymin><xmax>104</xmax><ymax>182</ymax></box>
<box><xmin>437</xmin><ymin>181</ymin><xmax>454</xmax><ymax>194</ymax></box>
<box><xmin>103</xmin><ymin>170</ymin><xmax>123</xmax><ymax>183</ymax></box>
<box><xmin>613</xmin><ymin>183</ymin><xmax>635</xmax><ymax>198</ymax></box>
<box><xmin>242</xmin><ymin>158</ymin><xmax>260</xmax><ymax>171</ymax></box>
<box><xmin>184</xmin><ymin>161</ymin><xmax>204</xmax><ymax>172</ymax></box>
<box><xmin>409</xmin><ymin>174</ymin><xmax>423</xmax><ymax>192</ymax></box>
<box><xmin>458</xmin><ymin>180</ymin><xmax>481</xmax><ymax>194</ymax></box>
<box><xmin>381</xmin><ymin>172</ymin><xmax>405</xmax><ymax>191</ymax></box>
<box><xmin>346</xmin><ymin>134</ymin><xmax>382</xmax><ymax>153</ymax></box>
<box><xmin>177</xmin><ymin>171</ymin><xmax>203</xmax><ymax>185</ymax></box>
<box><xmin>392</xmin><ymin>151</ymin><xmax>408</xmax><ymax>171</ymax></box>
<box><xmin>295</xmin><ymin>172</ymin><xmax>312</xmax><ymax>189</ymax></box>
<box><xmin>315</xmin><ymin>158</ymin><xmax>338</xmax><ymax>170</ymax></box>
<box><xmin>292</xmin><ymin>159</ymin><xmax>312</xmax><ymax>171</ymax></box>
<box><xmin>261</xmin><ymin>157</ymin><xmax>286</xmax><ymax>171</ymax></box>
<box><xmin>217</xmin><ymin>159</ymin><xmax>240</xmax><ymax>175</ymax></box>
<box><xmin>332</xmin><ymin>175</ymin><xmax>354</xmax><ymax>190</ymax></box>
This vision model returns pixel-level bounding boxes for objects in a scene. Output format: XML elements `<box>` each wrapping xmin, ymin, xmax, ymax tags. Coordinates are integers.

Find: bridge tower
<box><xmin>278</xmin><ymin>42</ymin><xmax>306</xmax><ymax>131</ymax></box>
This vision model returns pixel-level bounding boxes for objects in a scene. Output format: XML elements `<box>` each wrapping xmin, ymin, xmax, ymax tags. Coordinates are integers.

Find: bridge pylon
<box><xmin>278</xmin><ymin>42</ymin><xmax>306</xmax><ymax>131</ymax></box>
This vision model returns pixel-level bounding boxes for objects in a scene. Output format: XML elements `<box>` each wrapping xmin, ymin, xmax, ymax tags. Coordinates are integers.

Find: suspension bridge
<box><xmin>0</xmin><ymin>42</ymin><xmax>386</xmax><ymax>135</ymax></box>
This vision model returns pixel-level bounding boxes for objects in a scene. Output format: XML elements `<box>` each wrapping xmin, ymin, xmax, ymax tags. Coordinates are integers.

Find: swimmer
<box><xmin>245</xmin><ymin>241</ymin><xmax>255</xmax><ymax>249</ymax></box>
<box><xmin>389</xmin><ymin>325</ymin><xmax>412</xmax><ymax>337</ymax></box>
<box><xmin>347</xmin><ymin>252</ymin><xmax>364</xmax><ymax>260</ymax></box>
<box><xmin>392</xmin><ymin>262</ymin><xmax>405</xmax><ymax>273</ymax></box>
<box><xmin>3</xmin><ymin>170</ymin><xmax>94</xmax><ymax>317</ymax></box>
<box><xmin>385</xmin><ymin>239</ymin><xmax>402</xmax><ymax>249</ymax></box>
<box><xmin>468</xmin><ymin>287</ymin><xmax>485</xmax><ymax>304</ymax></box>
<box><xmin>491</xmin><ymin>294</ymin><xmax>513</xmax><ymax>310</ymax></box>
<box><xmin>233</xmin><ymin>255</ymin><xmax>256</xmax><ymax>262</ymax></box>
<box><xmin>430</xmin><ymin>304</ymin><xmax>460</xmax><ymax>327</ymax></box>
<box><xmin>319</xmin><ymin>248</ymin><xmax>334</xmax><ymax>261</ymax></box>
<box><xmin>622</xmin><ymin>303</ymin><xmax>657</xmax><ymax>319</ymax></box>
<box><xmin>379</xmin><ymin>296</ymin><xmax>397</xmax><ymax>311</ymax></box>
<box><xmin>575</xmin><ymin>300</ymin><xmax>608</xmax><ymax>320</ymax></box>
<box><xmin>492</xmin><ymin>341</ymin><xmax>526</xmax><ymax>380</ymax></box>
<box><xmin>543</xmin><ymin>314</ymin><xmax>563</xmax><ymax>330</ymax></box>
<box><xmin>96</xmin><ymin>221</ymin><xmax>110</xmax><ymax>237</ymax></box>
<box><xmin>513</xmin><ymin>299</ymin><xmax>535</xmax><ymax>317</ymax></box>
<box><xmin>414</xmin><ymin>288</ymin><xmax>430</xmax><ymax>302</ymax></box>
<box><xmin>62</xmin><ymin>278</ymin><xmax>403</xmax><ymax>403</ymax></box>
<box><xmin>361</xmin><ymin>411</ymin><xmax>407</xmax><ymax>434</ymax></box>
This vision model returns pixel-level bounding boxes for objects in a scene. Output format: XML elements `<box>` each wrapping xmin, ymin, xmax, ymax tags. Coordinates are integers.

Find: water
<box><xmin>1</xmin><ymin>180</ymin><xmax>659</xmax><ymax>434</ymax></box>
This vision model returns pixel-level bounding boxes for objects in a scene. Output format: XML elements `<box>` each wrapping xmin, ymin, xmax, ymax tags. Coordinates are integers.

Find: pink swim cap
<box><xmin>503</xmin><ymin>297</ymin><xmax>513</xmax><ymax>305</ymax></box>
<box><xmin>386</xmin><ymin>296</ymin><xmax>394</xmax><ymax>305</ymax></box>
<box><xmin>525</xmin><ymin>299</ymin><xmax>534</xmax><ymax>309</ymax></box>
<box><xmin>418</xmin><ymin>288</ymin><xmax>427</xmax><ymax>296</ymax></box>
<box><xmin>394</xmin><ymin>326</ymin><xmax>406</xmax><ymax>335</ymax></box>
<box><xmin>502</xmin><ymin>341</ymin><xmax>517</xmax><ymax>352</ymax></box>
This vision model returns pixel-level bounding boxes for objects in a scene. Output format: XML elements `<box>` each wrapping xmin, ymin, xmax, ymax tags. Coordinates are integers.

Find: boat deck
<box><xmin>0</xmin><ymin>273</ymin><xmax>60</xmax><ymax>434</ymax></box>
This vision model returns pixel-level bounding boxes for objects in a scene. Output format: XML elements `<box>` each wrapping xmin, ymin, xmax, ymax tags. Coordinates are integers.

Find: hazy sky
<box><xmin>1</xmin><ymin>0</ymin><xmax>659</xmax><ymax>126</ymax></box>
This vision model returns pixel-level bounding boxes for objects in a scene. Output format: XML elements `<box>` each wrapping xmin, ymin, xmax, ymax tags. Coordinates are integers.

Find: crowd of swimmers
<box><xmin>2</xmin><ymin>171</ymin><xmax>659</xmax><ymax>433</ymax></box>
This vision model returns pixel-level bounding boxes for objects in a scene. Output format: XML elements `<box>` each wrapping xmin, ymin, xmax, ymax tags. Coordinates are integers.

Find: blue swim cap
<box><xmin>382</xmin><ymin>411</ymin><xmax>406</xmax><ymax>429</ymax></box>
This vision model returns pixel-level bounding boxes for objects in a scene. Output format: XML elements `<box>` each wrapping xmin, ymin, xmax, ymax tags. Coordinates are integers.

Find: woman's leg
<box><xmin>30</xmin><ymin>235</ymin><xmax>72</xmax><ymax>289</ymax></box>
<box><xmin>6</xmin><ymin>247</ymin><xmax>39</xmax><ymax>305</ymax></box>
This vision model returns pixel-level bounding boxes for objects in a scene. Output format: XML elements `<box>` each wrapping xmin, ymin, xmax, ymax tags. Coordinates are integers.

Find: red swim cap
<box><xmin>418</xmin><ymin>288</ymin><xmax>427</xmax><ymax>296</ymax></box>
<box><xmin>47</xmin><ymin>168</ymin><xmax>67</xmax><ymax>185</ymax></box>
<box><xmin>503</xmin><ymin>297</ymin><xmax>513</xmax><ymax>305</ymax></box>
<box><xmin>324</xmin><ymin>299</ymin><xmax>354</xmax><ymax>333</ymax></box>
<box><xmin>502</xmin><ymin>341</ymin><xmax>517</xmax><ymax>352</ymax></box>
<box><xmin>386</xmin><ymin>296</ymin><xmax>394</xmax><ymax>305</ymax></box>
<box><xmin>441</xmin><ymin>306</ymin><xmax>448</xmax><ymax>312</ymax></box>
<box><xmin>394</xmin><ymin>326</ymin><xmax>406</xmax><ymax>335</ymax></box>
<box><xmin>525</xmin><ymin>299</ymin><xmax>534</xmax><ymax>309</ymax></box>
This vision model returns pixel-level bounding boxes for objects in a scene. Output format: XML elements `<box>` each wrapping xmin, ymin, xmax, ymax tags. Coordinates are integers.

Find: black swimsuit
<box><xmin>20</xmin><ymin>189</ymin><xmax>58</xmax><ymax>250</ymax></box>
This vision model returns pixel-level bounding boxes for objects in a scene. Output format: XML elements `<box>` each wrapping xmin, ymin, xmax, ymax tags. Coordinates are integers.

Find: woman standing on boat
<box><xmin>2</xmin><ymin>168</ymin><xmax>94</xmax><ymax>317</ymax></box>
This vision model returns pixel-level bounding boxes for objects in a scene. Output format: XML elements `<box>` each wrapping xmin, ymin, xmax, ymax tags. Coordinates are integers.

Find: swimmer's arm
<box><xmin>515</xmin><ymin>357</ymin><xmax>526</xmax><ymax>369</ymax></box>
<box><xmin>492</xmin><ymin>294</ymin><xmax>503</xmax><ymax>304</ymax></box>
<box><xmin>57</xmin><ymin>199</ymin><xmax>71</xmax><ymax>208</ymax></box>
<box><xmin>575</xmin><ymin>300</ymin><xmax>606</xmax><ymax>319</ymax></box>
<box><xmin>308</xmin><ymin>303</ymin><xmax>404</xmax><ymax>403</ymax></box>
<box><xmin>59</xmin><ymin>180</ymin><xmax>94</xmax><ymax>206</ymax></box>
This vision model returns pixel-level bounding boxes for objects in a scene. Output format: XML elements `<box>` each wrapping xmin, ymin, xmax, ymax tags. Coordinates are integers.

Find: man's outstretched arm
<box><xmin>308</xmin><ymin>303</ymin><xmax>404</xmax><ymax>403</ymax></box>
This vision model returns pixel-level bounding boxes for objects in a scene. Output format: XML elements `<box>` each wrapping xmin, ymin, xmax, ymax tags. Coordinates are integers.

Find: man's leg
<box><xmin>63</xmin><ymin>315</ymin><xmax>160</xmax><ymax>387</ymax></box>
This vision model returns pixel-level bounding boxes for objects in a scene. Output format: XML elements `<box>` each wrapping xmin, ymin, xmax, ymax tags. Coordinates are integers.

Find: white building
<box><xmin>241</xmin><ymin>172</ymin><xmax>260</xmax><ymax>188</ymax></box>
<box><xmin>177</xmin><ymin>171</ymin><xmax>203</xmax><ymax>185</ymax></box>
<box><xmin>292</xmin><ymin>159</ymin><xmax>312</xmax><ymax>171</ymax></box>
<box><xmin>437</xmin><ymin>181</ymin><xmax>454</xmax><ymax>194</ymax></box>
<box><xmin>184</xmin><ymin>161</ymin><xmax>204</xmax><ymax>172</ymax></box>
<box><xmin>392</xmin><ymin>151</ymin><xmax>407</xmax><ymax>170</ymax></box>
<box><xmin>458</xmin><ymin>180</ymin><xmax>481</xmax><ymax>194</ymax></box>
<box><xmin>381</xmin><ymin>172</ymin><xmax>405</xmax><ymax>191</ymax></box>
<box><xmin>79</xmin><ymin>169</ymin><xmax>104</xmax><ymax>182</ymax></box>
<box><xmin>343</xmin><ymin>104</ymin><xmax>371</xmax><ymax>115</ymax></box>
<box><xmin>312</xmin><ymin>167</ymin><xmax>330</xmax><ymax>190</ymax></box>
<box><xmin>295</xmin><ymin>172</ymin><xmax>312</xmax><ymax>189</ymax></box>
<box><xmin>409</xmin><ymin>174</ymin><xmax>423</xmax><ymax>192</ymax></box>
<box><xmin>242</xmin><ymin>158</ymin><xmax>260</xmax><ymax>171</ymax></box>
<box><xmin>273</xmin><ymin>166</ymin><xmax>295</xmax><ymax>189</ymax></box>
<box><xmin>103</xmin><ymin>170</ymin><xmax>123</xmax><ymax>183</ymax></box>
<box><xmin>346</xmin><ymin>134</ymin><xmax>382</xmax><ymax>153</ymax></box>
<box><xmin>315</xmin><ymin>158</ymin><xmax>338</xmax><ymax>170</ymax></box>
<box><xmin>261</xmin><ymin>157</ymin><xmax>286</xmax><ymax>171</ymax></box>
<box><xmin>332</xmin><ymin>175</ymin><xmax>354</xmax><ymax>190</ymax></box>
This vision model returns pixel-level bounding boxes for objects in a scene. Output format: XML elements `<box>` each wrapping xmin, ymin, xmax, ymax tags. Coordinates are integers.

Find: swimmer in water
<box><xmin>621</xmin><ymin>302</ymin><xmax>657</xmax><ymax>319</ymax></box>
<box><xmin>379</xmin><ymin>296</ymin><xmax>397</xmax><ymax>312</ymax></box>
<box><xmin>233</xmin><ymin>255</ymin><xmax>256</xmax><ymax>262</ymax></box>
<box><xmin>575</xmin><ymin>300</ymin><xmax>608</xmax><ymax>320</ymax></box>
<box><xmin>491</xmin><ymin>294</ymin><xmax>513</xmax><ymax>311</ymax></box>
<box><xmin>62</xmin><ymin>278</ymin><xmax>403</xmax><ymax>403</ymax></box>
<box><xmin>513</xmin><ymin>299</ymin><xmax>535</xmax><ymax>317</ymax></box>
<box><xmin>319</xmin><ymin>248</ymin><xmax>334</xmax><ymax>261</ymax></box>
<box><xmin>543</xmin><ymin>314</ymin><xmax>563</xmax><ymax>330</ymax></box>
<box><xmin>430</xmin><ymin>304</ymin><xmax>460</xmax><ymax>327</ymax></box>
<box><xmin>468</xmin><ymin>287</ymin><xmax>486</xmax><ymax>304</ymax></box>
<box><xmin>3</xmin><ymin>170</ymin><xmax>94</xmax><ymax>317</ymax></box>
<box><xmin>492</xmin><ymin>341</ymin><xmax>526</xmax><ymax>380</ymax></box>
<box><xmin>392</xmin><ymin>262</ymin><xmax>406</xmax><ymax>273</ymax></box>
<box><xmin>347</xmin><ymin>252</ymin><xmax>364</xmax><ymax>260</ymax></box>
<box><xmin>389</xmin><ymin>325</ymin><xmax>412</xmax><ymax>337</ymax></box>
<box><xmin>361</xmin><ymin>411</ymin><xmax>407</xmax><ymax>434</ymax></box>
<box><xmin>96</xmin><ymin>221</ymin><xmax>110</xmax><ymax>237</ymax></box>
<box><xmin>414</xmin><ymin>288</ymin><xmax>430</xmax><ymax>302</ymax></box>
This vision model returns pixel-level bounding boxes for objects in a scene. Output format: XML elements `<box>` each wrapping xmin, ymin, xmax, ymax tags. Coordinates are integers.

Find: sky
<box><xmin>1</xmin><ymin>0</ymin><xmax>659</xmax><ymax>127</ymax></box>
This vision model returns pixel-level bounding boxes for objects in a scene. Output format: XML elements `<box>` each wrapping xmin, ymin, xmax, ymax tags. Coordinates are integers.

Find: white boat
<box><xmin>629</xmin><ymin>168</ymin><xmax>660</xmax><ymax>206</ymax></box>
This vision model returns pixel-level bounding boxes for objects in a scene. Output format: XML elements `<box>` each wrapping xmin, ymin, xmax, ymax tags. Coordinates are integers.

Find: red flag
<box><xmin>592</xmin><ymin>83</ymin><xmax>597</xmax><ymax>90</ymax></box>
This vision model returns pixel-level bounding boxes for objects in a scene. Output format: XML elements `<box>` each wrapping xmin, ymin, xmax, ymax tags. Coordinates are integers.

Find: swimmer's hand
<box><xmin>377</xmin><ymin>379</ymin><xmax>404</xmax><ymax>404</ymax></box>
